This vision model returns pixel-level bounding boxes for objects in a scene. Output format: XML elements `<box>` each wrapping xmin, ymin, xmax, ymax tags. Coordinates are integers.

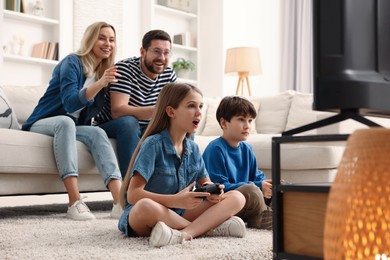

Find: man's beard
<box><xmin>143</xmin><ymin>56</ymin><xmax>166</xmax><ymax>75</ymax></box>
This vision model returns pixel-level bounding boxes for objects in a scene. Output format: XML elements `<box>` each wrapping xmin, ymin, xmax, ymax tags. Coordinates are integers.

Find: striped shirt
<box><xmin>95</xmin><ymin>57</ymin><xmax>176</xmax><ymax>127</ymax></box>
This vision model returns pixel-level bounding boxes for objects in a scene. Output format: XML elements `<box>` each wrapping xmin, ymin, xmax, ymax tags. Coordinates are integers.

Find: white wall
<box><xmin>199</xmin><ymin>0</ymin><xmax>281</xmax><ymax>97</ymax></box>
<box><xmin>222</xmin><ymin>0</ymin><xmax>281</xmax><ymax>97</ymax></box>
<box><xmin>72</xmin><ymin>0</ymin><xmax>140</xmax><ymax>63</ymax></box>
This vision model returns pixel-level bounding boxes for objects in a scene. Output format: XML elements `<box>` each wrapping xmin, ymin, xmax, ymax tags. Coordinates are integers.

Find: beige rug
<box><xmin>0</xmin><ymin>202</ymin><xmax>273</xmax><ymax>260</ymax></box>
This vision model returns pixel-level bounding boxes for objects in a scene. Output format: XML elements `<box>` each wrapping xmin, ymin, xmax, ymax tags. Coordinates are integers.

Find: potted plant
<box><xmin>172</xmin><ymin>57</ymin><xmax>195</xmax><ymax>78</ymax></box>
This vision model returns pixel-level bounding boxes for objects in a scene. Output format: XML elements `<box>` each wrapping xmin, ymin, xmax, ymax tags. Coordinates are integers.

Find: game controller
<box><xmin>193</xmin><ymin>183</ymin><xmax>222</xmax><ymax>199</ymax></box>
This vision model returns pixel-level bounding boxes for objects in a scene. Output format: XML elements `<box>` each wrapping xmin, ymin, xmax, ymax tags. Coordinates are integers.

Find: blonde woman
<box><xmin>22</xmin><ymin>22</ymin><xmax>122</xmax><ymax>220</ymax></box>
<box><xmin>118</xmin><ymin>83</ymin><xmax>246</xmax><ymax>247</ymax></box>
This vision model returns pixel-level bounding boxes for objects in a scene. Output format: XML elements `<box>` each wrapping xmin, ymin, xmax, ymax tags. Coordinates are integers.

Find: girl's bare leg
<box><xmin>181</xmin><ymin>190</ymin><xmax>245</xmax><ymax>238</ymax></box>
<box><xmin>128</xmin><ymin>198</ymin><xmax>191</xmax><ymax>236</ymax></box>
<box><xmin>128</xmin><ymin>190</ymin><xmax>245</xmax><ymax>238</ymax></box>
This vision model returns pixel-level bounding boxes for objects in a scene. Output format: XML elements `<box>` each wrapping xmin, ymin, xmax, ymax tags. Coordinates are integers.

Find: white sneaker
<box><xmin>149</xmin><ymin>221</ymin><xmax>191</xmax><ymax>247</ymax></box>
<box><xmin>206</xmin><ymin>216</ymin><xmax>246</xmax><ymax>238</ymax></box>
<box><xmin>66</xmin><ymin>199</ymin><xmax>95</xmax><ymax>221</ymax></box>
<box><xmin>110</xmin><ymin>203</ymin><xmax>123</xmax><ymax>219</ymax></box>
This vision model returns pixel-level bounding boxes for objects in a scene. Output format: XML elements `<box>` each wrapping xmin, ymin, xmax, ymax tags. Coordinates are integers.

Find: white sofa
<box><xmin>194</xmin><ymin>91</ymin><xmax>390</xmax><ymax>183</ymax></box>
<box><xmin>1</xmin><ymin>85</ymin><xmax>388</xmax><ymax>196</ymax></box>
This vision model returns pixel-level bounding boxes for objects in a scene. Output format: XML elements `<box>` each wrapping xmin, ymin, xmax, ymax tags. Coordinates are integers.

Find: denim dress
<box><xmin>118</xmin><ymin>129</ymin><xmax>208</xmax><ymax>236</ymax></box>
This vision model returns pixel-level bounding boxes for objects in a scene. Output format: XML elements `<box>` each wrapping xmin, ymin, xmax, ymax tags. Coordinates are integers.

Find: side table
<box><xmin>272</xmin><ymin>134</ymin><xmax>349</xmax><ymax>260</ymax></box>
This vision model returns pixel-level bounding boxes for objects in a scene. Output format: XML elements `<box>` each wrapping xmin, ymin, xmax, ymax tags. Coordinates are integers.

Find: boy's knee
<box><xmin>235</xmin><ymin>184</ymin><xmax>264</xmax><ymax>217</ymax></box>
<box><xmin>236</xmin><ymin>183</ymin><xmax>263</xmax><ymax>201</ymax></box>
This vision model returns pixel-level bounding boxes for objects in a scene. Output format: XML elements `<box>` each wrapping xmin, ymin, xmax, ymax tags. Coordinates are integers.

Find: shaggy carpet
<box><xmin>0</xmin><ymin>201</ymin><xmax>273</xmax><ymax>260</ymax></box>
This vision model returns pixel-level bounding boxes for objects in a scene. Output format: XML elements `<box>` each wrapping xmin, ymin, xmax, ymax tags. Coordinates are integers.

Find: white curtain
<box><xmin>280</xmin><ymin>0</ymin><xmax>313</xmax><ymax>93</ymax></box>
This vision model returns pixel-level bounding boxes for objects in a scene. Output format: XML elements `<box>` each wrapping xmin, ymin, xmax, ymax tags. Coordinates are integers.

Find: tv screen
<box><xmin>313</xmin><ymin>0</ymin><xmax>390</xmax><ymax>117</ymax></box>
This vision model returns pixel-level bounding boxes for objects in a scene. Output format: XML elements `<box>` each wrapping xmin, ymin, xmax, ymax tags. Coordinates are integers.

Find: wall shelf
<box><xmin>154</xmin><ymin>4</ymin><xmax>197</xmax><ymax>19</ymax></box>
<box><xmin>3</xmin><ymin>10</ymin><xmax>59</xmax><ymax>26</ymax></box>
<box><xmin>1</xmin><ymin>0</ymin><xmax>72</xmax><ymax>86</ymax></box>
<box><xmin>4</xmin><ymin>54</ymin><xmax>58</xmax><ymax>66</ymax></box>
<box><xmin>172</xmin><ymin>43</ymin><xmax>197</xmax><ymax>52</ymax></box>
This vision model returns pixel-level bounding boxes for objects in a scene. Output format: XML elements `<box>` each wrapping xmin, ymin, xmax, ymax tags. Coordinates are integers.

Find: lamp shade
<box><xmin>324</xmin><ymin>128</ymin><xmax>390</xmax><ymax>260</ymax></box>
<box><xmin>225</xmin><ymin>47</ymin><xmax>262</xmax><ymax>75</ymax></box>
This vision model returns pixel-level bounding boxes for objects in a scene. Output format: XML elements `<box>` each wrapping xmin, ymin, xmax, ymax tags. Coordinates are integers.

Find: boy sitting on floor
<box><xmin>202</xmin><ymin>96</ymin><xmax>272</xmax><ymax>230</ymax></box>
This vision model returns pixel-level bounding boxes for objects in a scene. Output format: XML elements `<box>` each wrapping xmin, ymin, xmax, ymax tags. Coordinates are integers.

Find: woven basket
<box><xmin>324</xmin><ymin>128</ymin><xmax>390</xmax><ymax>259</ymax></box>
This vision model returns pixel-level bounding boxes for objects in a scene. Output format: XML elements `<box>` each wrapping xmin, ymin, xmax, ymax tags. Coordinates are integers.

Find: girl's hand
<box><xmin>206</xmin><ymin>192</ymin><xmax>223</xmax><ymax>204</ymax></box>
<box><xmin>195</xmin><ymin>182</ymin><xmax>224</xmax><ymax>204</ymax></box>
<box><xmin>99</xmin><ymin>66</ymin><xmax>121</xmax><ymax>88</ymax></box>
<box><xmin>175</xmin><ymin>182</ymin><xmax>208</xmax><ymax>209</ymax></box>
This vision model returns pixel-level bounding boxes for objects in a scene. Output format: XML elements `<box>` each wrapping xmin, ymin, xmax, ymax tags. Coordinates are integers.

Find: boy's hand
<box><xmin>262</xmin><ymin>180</ymin><xmax>272</xmax><ymax>199</ymax></box>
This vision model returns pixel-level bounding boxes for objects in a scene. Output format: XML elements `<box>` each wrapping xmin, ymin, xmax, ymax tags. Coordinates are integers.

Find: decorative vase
<box><xmin>324</xmin><ymin>128</ymin><xmax>390</xmax><ymax>260</ymax></box>
<box><xmin>177</xmin><ymin>70</ymin><xmax>190</xmax><ymax>79</ymax></box>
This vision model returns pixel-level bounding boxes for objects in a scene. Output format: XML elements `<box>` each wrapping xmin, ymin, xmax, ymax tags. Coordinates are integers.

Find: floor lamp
<box><xmin>225</xmin><ymin>47</ymin><xmax>262</xmax><ymax>96</ymax></box>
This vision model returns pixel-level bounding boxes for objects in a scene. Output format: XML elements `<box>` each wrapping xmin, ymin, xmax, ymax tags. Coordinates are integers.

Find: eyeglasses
<box><xmin>148</xmin><ymin>48</ymin><xmax>172</xmax><ymax>58</ymax></box>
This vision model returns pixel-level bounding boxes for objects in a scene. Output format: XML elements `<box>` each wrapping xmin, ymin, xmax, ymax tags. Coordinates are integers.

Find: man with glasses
<box><xmin>95</xmin><ymin>30</ymin><xmax>176</xmax><ymax>178</ymax></box>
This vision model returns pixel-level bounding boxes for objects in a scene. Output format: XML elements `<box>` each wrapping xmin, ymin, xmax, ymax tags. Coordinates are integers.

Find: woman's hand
<box><xmin>99</xmin><ymin>66</ymin><xmax>121</xmax><ymax>88</ymax></box>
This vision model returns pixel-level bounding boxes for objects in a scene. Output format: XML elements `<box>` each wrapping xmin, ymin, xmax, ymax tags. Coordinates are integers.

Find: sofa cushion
<box><xmin>1</xmin><ymin>85</ymin><xmax>46</xmax><ymax>125</ymax></box>
<box><xmin>201</xmin><ymin>99</ymin><xmax>223</xmax><ymax>136</ymax></box>
<box><xmin>0</xmin><ymin>128</ymin><xmax>100</xmax><ymax>175</ymax></box>
<box><xmin>253</xmin><ymin>90</ymin><xmax>295</xmax><ymax>134</ymax></box>
<box><xmin>0</xmin><ymin>87</ymin><xmax>20</xmax><ymax>129</ymax></box>
<box><xmin>284</xmin><ymin>92</ymin><xmax>337</xmax><ymax>135</ymax></box>
<box><xmin>250</xmin><ymin>135</ymin><xmax>346</xmax><ymax>170</ymax></box>
<box><xmin>196</xmin><ymin>97</ymin><xmax>220</xmax><ymax>135</ymax></box>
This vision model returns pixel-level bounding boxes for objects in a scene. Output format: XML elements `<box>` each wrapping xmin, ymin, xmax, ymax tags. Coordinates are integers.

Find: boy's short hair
<box><xmin>216</xmin><ymin>96</ymin><xmax>257</xmax><ymax>125</ymax></box>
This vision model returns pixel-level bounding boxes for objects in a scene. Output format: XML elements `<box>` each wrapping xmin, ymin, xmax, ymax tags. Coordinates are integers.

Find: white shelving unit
<box><xmin>0</xmin><ymin>0</ymin><xmax>72</xmax><ymax>86</ymax></box>
<box><xmin>141</xmin><ymin>0</ymin><xmax>200</xmax><ymax>85</ymax></box>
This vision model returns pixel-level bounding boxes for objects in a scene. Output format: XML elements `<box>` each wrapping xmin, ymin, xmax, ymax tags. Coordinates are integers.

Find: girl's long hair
<box><xmin>76</xmin><ymin>21</ymin><xmax>117</xmax><ymax>79</ymax></box>
<box><xmin>119</xmin><ymin>82</ymin><xmax>203</xmax><ymax>209</ymax></box>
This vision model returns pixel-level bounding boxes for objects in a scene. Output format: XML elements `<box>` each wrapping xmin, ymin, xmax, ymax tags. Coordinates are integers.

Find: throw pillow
<box><xmin>196</xmin><ymin>97</ymin><xmax>213</xmax><ymax>135</ymax></box>
<box><xmin>0</xmin><ymin>87</ymin><xmax>20</xmax><ymax>129</ymax></box>
<box><xmin>285</xmin><ymin>92</ymin><xmax>330</xmax><ymax>135</ymax></box>
<box><xmin>1</xmin><ymin>85</ymin><xmax>46</xmax><ymax>125</ymax></box>
<box><xmin>255</xmin><ymin>90</ymin><xmax>295</xmax><ymax>134</ymax></box>
<box><xmin>201</xmin><ymin>99</ymin><xmax>223</xmax><ymax>136</ymax></box>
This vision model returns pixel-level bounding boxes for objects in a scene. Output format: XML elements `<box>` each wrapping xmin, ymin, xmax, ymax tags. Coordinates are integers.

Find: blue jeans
<box><xmin>29</xmin><ymin>116</ymin><xmax>121</xmax><ymax>186</ymax></box>
<box><xmin>98</xmin><ymin>116</ymin><xmax>146</xmax><ymax>178</ymax></box>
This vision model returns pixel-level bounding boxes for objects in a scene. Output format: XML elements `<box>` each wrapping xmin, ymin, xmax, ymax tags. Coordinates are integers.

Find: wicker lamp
<box><xmin>324</xmin><ymin>128</ymin><xmax>390</xmax><ymax>260</ymax></box>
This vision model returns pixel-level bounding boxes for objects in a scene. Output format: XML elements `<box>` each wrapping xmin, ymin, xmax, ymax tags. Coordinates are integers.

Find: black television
<box><xmin>284</xmin><ymin>0</ymin><xmax>390</xmax><ymax>135</ymax></box>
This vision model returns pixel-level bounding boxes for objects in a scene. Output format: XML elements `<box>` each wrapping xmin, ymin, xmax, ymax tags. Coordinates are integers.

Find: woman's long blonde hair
<box><xmin>119</xmin><ymin>82</ymin><xmax>203</xmax><ymax>208</ymax></box>
<box><xmin>76</xmin><ymin>21</ymin><xmax>117</xmax><ymax>79</ymax></box>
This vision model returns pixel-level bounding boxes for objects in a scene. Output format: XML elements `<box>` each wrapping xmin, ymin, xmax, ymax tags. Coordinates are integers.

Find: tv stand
<box><xmin>282</xmin><ymin>109</ymin><xmax>382</xmax><ymax>136</ymax></box>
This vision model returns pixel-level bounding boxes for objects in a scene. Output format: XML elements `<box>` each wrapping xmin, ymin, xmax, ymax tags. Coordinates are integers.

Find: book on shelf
<box><xmin>173</xmin><ymin>32</ymin><xmax>196</xmax><ymax>48</ymax></box>
<box><xmin>31</xmin><ymin>42</ymin><xmax>48</xmax><ymax>59</ymax></box>
<box><xmin>5</xmin><ymin>0</ymin><xmax>21</xmax><ymax>12</ymax></box>
<box><xmin>46</xmin><ymin>42</ymin><xmax>58</xmax><ymax>60</ymax></box>
<box><xmin>32</xmin><ymin>41</ymin><xmax>59</xmax><ymax>60</ymax></box>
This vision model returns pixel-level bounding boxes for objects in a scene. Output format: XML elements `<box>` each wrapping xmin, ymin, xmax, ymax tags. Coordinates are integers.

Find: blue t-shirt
<box><xmin>202</xmin><ymin>137</ymin><xmax>266</xmax><ymax>192</ymax></box>
<box><xmin>118</xmin><ymin>129</ymin><xmax>208</xmax><ymax>236</ymax></box>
